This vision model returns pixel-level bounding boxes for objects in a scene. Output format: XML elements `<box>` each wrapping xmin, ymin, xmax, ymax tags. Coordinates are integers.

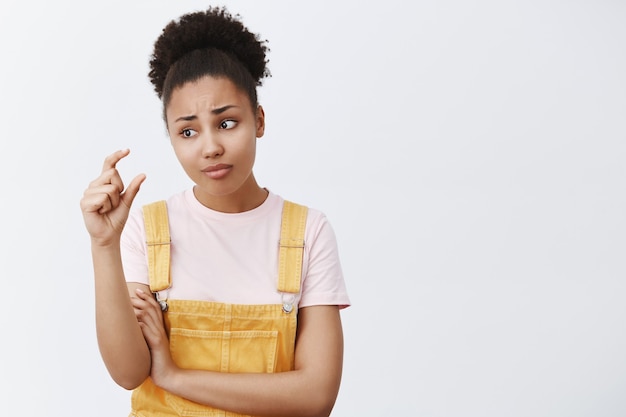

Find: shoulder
<box><xmin>271</xmin><ymin>193</ymin><xmax>327</xmax><ymax>225</ymax></box>
<box><xmin>275</xmin><ymin>195</ymin><xmax>336</xmax><ymax>244</ymax></box>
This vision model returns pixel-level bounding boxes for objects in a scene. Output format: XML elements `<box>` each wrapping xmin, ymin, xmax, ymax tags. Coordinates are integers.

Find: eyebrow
<box><xmin>174</xmin><ymin>105</ymin><xmax>239</xmax><ymax>123</ymax></box>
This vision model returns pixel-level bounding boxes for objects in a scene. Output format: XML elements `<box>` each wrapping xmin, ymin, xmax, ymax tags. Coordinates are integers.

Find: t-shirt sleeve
<box><xmin>120</xmin><ymin>208</ymin><xmax>150</xmax><ymax>286</ymax></box>
<box><xmin>299</xmin><ymin>211</ymin><xmax>351</xmax><ymax>309</ymax></box>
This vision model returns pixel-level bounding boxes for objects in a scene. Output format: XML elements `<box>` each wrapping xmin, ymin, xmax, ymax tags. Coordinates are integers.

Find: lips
<box><xmin>201</xmin><ymin>163</ymin><xmax>233</xmax><ymax>180</ymax></box>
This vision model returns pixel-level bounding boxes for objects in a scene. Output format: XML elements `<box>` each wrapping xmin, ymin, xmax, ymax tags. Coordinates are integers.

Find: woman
<box><xmin>80</xmin><ymin>6</ymin><xmax>350</xmax><ymax>417</ymax></box>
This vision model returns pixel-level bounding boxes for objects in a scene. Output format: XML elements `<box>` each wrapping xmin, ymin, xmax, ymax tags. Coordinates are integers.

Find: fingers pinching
<box><xmin>102</xmin><ymin>149</ymin><xmax>131</xmax><ymax>173</ymax></box>
<box><xmin>81</xmin><ymin>149</ymin><xmax>145</xmax><ymax>242</ymax></box>
<box><xmin>121</xmin><ymin>173</ymin><xmax>147</xmax><ymax>207</ymax></box>
<box><xmin>94</xmin><ymin>149</ymin><xmax>145</xmax><ymax>211</ymax></box>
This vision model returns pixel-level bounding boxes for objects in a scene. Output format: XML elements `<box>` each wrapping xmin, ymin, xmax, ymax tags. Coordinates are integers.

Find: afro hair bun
<box><xmin>149</xmin><ymin>6</ymin><xmax>270</xmax><ymax>98</ymax></box>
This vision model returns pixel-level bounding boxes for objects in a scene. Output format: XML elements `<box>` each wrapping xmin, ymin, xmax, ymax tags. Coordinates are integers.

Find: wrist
<box><xmin>154</xmin><ymin>362</ymin><xmax>182</xmax><ymax>393</ymax></box>
<box><xmin>90</xmin><ymin>237</ymin><xmax>121</xmax><ymax>250</ymax></box>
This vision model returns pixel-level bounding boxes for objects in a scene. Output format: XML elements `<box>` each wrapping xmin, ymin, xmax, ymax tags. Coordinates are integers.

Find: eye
<box><xmin>180</xmin><ymin>128</ymin><xmax>197</xmax><ymax>138</ymax></box>
<box><xmin>219</xmin><ymin>120</ymin><xmax>237</xmax><ymax>130</ymax></box>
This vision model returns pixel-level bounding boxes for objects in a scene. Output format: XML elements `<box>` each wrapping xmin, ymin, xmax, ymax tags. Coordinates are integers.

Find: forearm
<box><xmin>162</xmin><ymin>368</ymin><xmax>338</xmax><ymax>417</ymax></box>
<box><xmin>156</xmin><ymin>306</ymin><xmax>344</xmax><ymax>417</ymax></box>
<box><xmin>92</xmin><ymin>242</ymin><xmax>151</xmax><ymax>389</ymax></box>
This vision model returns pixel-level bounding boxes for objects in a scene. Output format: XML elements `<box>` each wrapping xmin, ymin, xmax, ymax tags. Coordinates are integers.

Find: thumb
<box><xmin>121</xmin><ymin>173</ymin><xmax>147</xmax><ymax>208</ymax></box>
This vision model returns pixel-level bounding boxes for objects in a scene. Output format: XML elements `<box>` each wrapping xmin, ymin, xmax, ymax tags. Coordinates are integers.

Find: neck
<box><xmin>192</xmin><ymin>181</ymin><xmax>268</xmax><ymax>213</ymax></box>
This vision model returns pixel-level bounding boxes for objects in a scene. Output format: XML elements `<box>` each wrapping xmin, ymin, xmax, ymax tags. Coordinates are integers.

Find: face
<box><xmin>166</xmin><ymin>76</ymin><xmax>265</xmax><ymax>210</ymax></box>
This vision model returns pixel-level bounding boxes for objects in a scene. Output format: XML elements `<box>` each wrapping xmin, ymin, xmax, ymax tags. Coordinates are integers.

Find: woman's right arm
<box><xmin>80</xmin><ymin>149</ymin><xmax>150</xmax><ymax>389</ymax></box>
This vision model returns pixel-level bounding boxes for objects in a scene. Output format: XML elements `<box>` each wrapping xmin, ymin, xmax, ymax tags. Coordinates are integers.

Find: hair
<box><xmin>148</xmin><ymin>7</ymin><xmax>271</xmax><ymax>122</ymax></box>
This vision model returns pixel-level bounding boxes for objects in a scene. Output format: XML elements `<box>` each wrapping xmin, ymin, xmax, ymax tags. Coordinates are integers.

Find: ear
<box><xmin>255</xmin><ymin>105</ymin><xmax>265</xmax><ymax>138</ymax></box>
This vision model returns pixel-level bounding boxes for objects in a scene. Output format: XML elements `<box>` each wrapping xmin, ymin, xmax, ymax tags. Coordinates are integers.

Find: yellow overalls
<box><xmin>129</xmin><ymin>200</ymin><xmax>308</xmax><ymax>417</ymax></box>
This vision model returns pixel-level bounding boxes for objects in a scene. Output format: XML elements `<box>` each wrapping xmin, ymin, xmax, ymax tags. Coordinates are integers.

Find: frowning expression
<box><xmin>166</xmin><ymin>75</ymin><xmax>265</xmax><ymax>206</ymax></box>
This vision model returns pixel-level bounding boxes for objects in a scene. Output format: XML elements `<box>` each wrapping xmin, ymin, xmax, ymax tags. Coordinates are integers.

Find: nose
<box><xmin>201</xmin><ymin>131</ymin><xmax>224</xmax><ymax>159</ymax></box>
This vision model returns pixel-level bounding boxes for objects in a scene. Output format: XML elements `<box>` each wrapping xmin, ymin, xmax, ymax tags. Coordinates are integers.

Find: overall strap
<box><xmin>142</xmin><ymin>200</ymin><xmax>171</xmax><ymax>292</ymax></box>
<box><xmin>278</xmin><ymin>200</ymin><xmax>308</xmax><ymax>294</ymax></box>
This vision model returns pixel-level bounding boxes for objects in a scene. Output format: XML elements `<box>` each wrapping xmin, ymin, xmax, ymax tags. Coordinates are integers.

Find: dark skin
<box><xmin>80</xmin><ymin>76</ymin><xmax>345</xmax><ymax>417</ymax></box>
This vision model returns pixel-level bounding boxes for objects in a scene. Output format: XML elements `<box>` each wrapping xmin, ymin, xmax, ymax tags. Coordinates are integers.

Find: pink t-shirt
<box><xmin>121</xmin><ymin>189</ymin><xmax>350</xmax><ymax>309</ymax></box>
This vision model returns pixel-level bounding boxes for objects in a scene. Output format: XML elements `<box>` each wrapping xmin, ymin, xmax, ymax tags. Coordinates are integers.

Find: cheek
<box><xmin>170</xmin><ymin>142</ymin><xmax>194</xmax><ymax>167</ymax></box>
<box><xmin>239</xmin><ymin>138</ymin><xmax>257</xmax><ymax>163</ymax></box>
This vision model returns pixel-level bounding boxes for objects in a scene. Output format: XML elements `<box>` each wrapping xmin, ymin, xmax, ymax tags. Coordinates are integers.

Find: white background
<box><xmin>0</xmin><ymin>0</ymin><xmax>625</xmax><ymax>416</ymax></box>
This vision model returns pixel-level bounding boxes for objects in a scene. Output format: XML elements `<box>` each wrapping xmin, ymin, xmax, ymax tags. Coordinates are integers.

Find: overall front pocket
<box><xmin>165</xmin><ymin>328</ymin><xmax>279</xmax><ymax>416</ymax></box>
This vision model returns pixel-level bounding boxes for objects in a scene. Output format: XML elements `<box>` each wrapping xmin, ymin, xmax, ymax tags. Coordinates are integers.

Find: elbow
<box><xmin>106</xmin><ymin>362</ymin><xmax>150</xmax><ymax>391</ymax></box>
<box><xmin>308</xmin><ymin>405</ymin><xmax>336</xmax><ymax>417</ymax></box>
<box><xmin>100</xmin><ymin>348</ymin><xmax>151</xmax><ymax>390</ymax></box>
<box><xmin>303</xmin><ymin>390</ymin><xmax>339</xmax><ymax>417</ymax></box>
<box><xmin>113</xmin><ymin>373</ymin><xmax>147</xmax><ymax>391</ymax></box>
<box><xmin>309</xmin><ymin>405</ymin><xmax>335</xmax><ymax>417</ymax></box>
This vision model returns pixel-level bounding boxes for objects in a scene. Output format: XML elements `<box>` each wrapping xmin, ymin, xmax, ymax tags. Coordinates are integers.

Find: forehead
<box><xmin>166</xmin><ymin>76</ymin><xmax>251</xmax><ymax>115</ymax></box>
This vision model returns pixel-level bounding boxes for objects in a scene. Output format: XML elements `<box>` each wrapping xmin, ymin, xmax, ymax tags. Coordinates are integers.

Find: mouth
<box><xmin>201</xmin><ymin>163</ymin><xmax>233</xmax><ymax>180</ymax></box>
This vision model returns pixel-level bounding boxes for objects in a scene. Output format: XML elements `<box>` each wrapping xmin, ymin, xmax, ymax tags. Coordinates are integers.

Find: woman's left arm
<box><xmin>132</xmin><ymin>289</ymin><xmax>344</xmax><ymax>417</ymax></box>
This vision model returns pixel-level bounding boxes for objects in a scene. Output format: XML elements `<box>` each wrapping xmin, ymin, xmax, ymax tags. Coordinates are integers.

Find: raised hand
<box><xmin>80</xmin><ymin>149</ymin><xmax>146</xmax><ymax>246</ymax></box>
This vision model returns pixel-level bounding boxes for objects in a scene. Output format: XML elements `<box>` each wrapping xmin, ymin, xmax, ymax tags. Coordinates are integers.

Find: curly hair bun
<box><xmin>149</xmin><ymin>6</ymin><xmax>270</xmax><ymax>98</ymax></box>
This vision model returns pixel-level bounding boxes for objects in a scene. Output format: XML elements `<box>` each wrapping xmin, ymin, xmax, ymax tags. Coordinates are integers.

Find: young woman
<box><xmin>80</xmin><ymin>6</ymin><xmax>350</xmax><ymax>417</ymax></box>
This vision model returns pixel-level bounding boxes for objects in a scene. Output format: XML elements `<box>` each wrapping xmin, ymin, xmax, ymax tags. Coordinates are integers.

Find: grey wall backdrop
<box><xmin>1</xmin><ymin>0</ymin><xmax>624</xmax><ymax>415</ymax></box>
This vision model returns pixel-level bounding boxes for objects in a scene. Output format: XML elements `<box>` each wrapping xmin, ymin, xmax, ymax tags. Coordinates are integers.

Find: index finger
<box><xmin>102</xmin><ymin>148</ymin><xmax>131</xmax><ymax>172</ymax></box>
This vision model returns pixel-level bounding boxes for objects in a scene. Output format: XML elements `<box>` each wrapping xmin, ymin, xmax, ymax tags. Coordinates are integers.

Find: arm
<box><xmin>133</xmin><ymin>289</ymin><xmax>344</xmax><ymax>417</ymax></box>
<box><xmin>80</xmin><ymin>149</ymin><xmax>150</xmax><ymax>389</ymax></box>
